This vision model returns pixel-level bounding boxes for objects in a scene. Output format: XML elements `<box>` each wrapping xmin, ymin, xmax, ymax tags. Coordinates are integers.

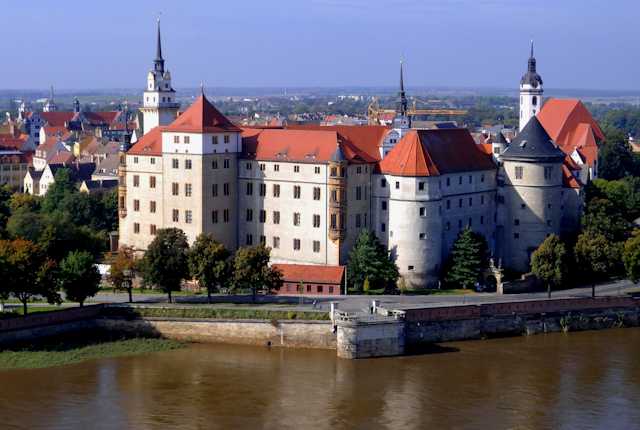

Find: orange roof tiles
<box><xmin>166</xmin><ymin>95</ymin><xmax>241</xmax><ymax>133</ymax></box>
<box><xmin>48</xmin><ymin>151</ymin><xmax>75</xmax><ymax>165</ymax></box>
<box><xmin>538</xmin><ymin>99</ymin><xmax>604</xmax><ymax>167</ymax></box>
<box><xmin>380</xmin><ymin>129</ymin><xmax>496</xmax><ymax>177</ymax></box>
<box><xmin>128</xmin><ymin>127</ymin><xmax>163</xmax><ymax>156</ymax></box>
<box><xmin>272</xmin><ymin>264</ymin><xmax>345</xmax><ymax>285</ymax></box>
<box><xmin>242</xmin><ymin>128</ymin><xmax>341</xmax><ymax>163</ymax></box>
<box><xmin>562</xmin><ymin>164</ymin><xmax>581</xmax><ymax>189</ymax></box>
<box><xmin>39</xmin><ymin>112</ymin><xmax>76</xmax><ymax>127</ymax></box>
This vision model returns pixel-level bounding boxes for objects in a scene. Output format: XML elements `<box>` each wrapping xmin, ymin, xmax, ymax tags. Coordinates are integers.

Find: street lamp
<box><xmin>123</xmin><ymin>269</ymin><xmax>133</xmax><ymax>303</ymax></box>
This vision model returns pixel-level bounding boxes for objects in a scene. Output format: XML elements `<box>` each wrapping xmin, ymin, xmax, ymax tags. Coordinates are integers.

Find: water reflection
<box><xmin>0</xmin><ymin>328</ymin><xmax>639</xmax><ymax>429</ymax></box>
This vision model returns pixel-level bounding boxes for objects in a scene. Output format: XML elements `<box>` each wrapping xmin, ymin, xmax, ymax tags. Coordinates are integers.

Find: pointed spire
<box><xmin>528</xmin><ymin>39</ymin><xmax>537</xmax><ymax>73</ymax></box>
<box><xmin>400</xmin><ymin>59</ymin><xmax>405</xmax><ymax>94</ymax></box>
<box><xmin>200</xmin><ymin>81</ymin><xmax>205</xmax><ymax>96</ymax></box>
<box><xmin>49</xmin><ymin>85</ymin><xmax>54</xmax><ymax>102</ymax></box>
<box><xmin>397</xmin><ymin>59</ymin><xmax>408</xmax><ymax>117</ymax></box>
<box><xmin>153</xmin><ymin>16</ymin><xmax>165</xmax><ymax>73</ymax></box>
<box><xmin>530</xmin><ymin>39</ymin><xmax>534</xmax><ymax>59</ymax></box>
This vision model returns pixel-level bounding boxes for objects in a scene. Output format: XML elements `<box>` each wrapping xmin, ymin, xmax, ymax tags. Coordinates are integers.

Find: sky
<box><xmin>1</xmin><ymin>0</ymin><xmax>638</xmax><ymax>91</ymax></box>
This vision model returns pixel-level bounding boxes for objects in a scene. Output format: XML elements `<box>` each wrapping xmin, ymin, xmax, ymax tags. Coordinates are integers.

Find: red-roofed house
<box><xmin>272</xmin><ymin>264</ymin><xmax>344</xmax><ymax>296</ymax></box>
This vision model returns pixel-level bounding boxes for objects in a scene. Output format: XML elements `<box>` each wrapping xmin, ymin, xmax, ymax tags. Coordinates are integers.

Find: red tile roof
<box><xmin>48</xmin><ymin>151</ymin><xmax>75</xmax><ymax>165</ymax></box>
<box><xmin>272</xmin><ymin>264</ymin><xmax>345</xmax><ymax>285</ymax></box>
<box><xmin>478</xmin><ymin>143</ymin><xmax>493</xmax><ymax>155</ymax></box>
<box><xmin>84</xmin><ymin>111</ymin><xmax>121</xmax><ymax>125</ymax></box>
<box><xmin>242</xmin><ymin>128</ymin><xmax>341</xmax><ymax>163</ymax></box>
<box><xmin>380</xmin><ymin>129</ymin><xmax>496</xmax><ymax>177</ymax></box>
<box><xmin>166</xmin><ymin>95</ymin><xmax>241</xmax><ymax>133</ymax></box>
<box><xmin>538</xmin><ymin>99</ymin><xmax>604</xmax><ymax>167</ymax></box>
<box><xmin>0</xmin><ymin>134</ymin><xmax>28</xmax><ymax>150</ymax></box>
<box><xmin>39</xmin><ymin>112</ymin><xmax>76</xmax><ymax>127</ymax></box>
<box><xmin>127</xmin><ymin>127</ymin><xmax>163</xmax><ymax>156</ymax></box>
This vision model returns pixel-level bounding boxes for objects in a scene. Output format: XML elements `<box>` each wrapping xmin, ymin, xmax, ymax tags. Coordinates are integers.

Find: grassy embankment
<box><xmin>105</xmin><ymin>306</ymin><xmax>330</xmax><ymax>321</ymax></box>
<box><xmin>0</xmin><ymin>331</ymin><xmax>182</xmax><ymax>370</ymax></box>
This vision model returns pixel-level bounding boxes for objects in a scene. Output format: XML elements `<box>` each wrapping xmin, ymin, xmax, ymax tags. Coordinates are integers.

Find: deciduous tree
<box><xmin>531</xmin><ymin>234</ymin><xmax>568</xmax><ymax>299</ymax></box>
<box><xmin>58</xmin><ymin>250</ymin><xmax>101</xmax><ymax>307</ymax></box>
<box><xmin>141</xmin><ymin>228</ymin><xmax>190</xmax><ymax>303</ymax></box>
<box><xmin>107</xmin><ymin>246</ymin><xmax>138</xmax><ymax>303</ymax></box>
<box><xmin>232</xmin><ymin>245</ymin><xmax>282</xmax><ymax>301</ymax></box>
<box><xmin>188</xmin><ymin>234</ymin><xmax>231</xmax><ymax>303</ymax></box>
<box><xmin>574</xmin><ymin>232</ymin><xmax>622</xmax><ymax>297</ymax></box>
<box><xmin>623</xmin><ymin>230</ymin><xmax>640</xmax><ymax>284</ymax></box>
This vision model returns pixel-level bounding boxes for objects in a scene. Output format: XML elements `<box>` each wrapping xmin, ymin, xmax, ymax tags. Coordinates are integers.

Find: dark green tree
<box><xmin>531</xmin><ymin>234</ymin><xmax>568</xmax><ymax>298</ymax></box>
<box><xmin>574</xmin><ymin>232</ymin><xmax>622</xmax><ymax>297</ymax></box>
<box><xmin>0</xmin><ymin>185</ymin><xmax>11</xmax><ymax>237</ymax></box>
<box><xmin>140</xmin><ymin>228</ymin><xmax>190</xmax><ymax>303</ymax></box>
<box><xmin>58</xmin><ymin>250</ymin><xmax>101</xmax><ymax>307</ymax></box>
<box><xmin>581</xmin><ymin>198</ymin><xmax>632</xmax><ymax>243</ymax></box>
<box><xmin>623</xmin><ymin>230</ymin><xmax>640</xmax><ymax>283</ymax></box>
<box><xmin>232</xmin><ymin>245</ymin><xmax>282</xmax><ymax>301</ymax></box>
<box><xmin>347</xmin><ymin>230</ymin><xmax>399</xmax><ymax>292</ymax></box>
<box><xmin>41</xmin><ymin>168</ymin><xmax>76</xmax><ymax>213</ymax></box>
<box><xmin>188</xmin><ymin>234</ymin><xmax>231</xmax><ymax>303</ymax></box>
<box><xmin>443</xmin><ymin>227</ymin><xmax>489</xmax><ymax>289</ymax></box>
<box><xmin>598</xmin><ymin>129</ymin><xmax>639</xmax><ymax>180</ymax></box>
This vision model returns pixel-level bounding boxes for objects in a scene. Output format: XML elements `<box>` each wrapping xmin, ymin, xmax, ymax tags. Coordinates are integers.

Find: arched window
<box><xmin>532</xmin><ymin>96</ymin><xmax>538</xmax><ymax>106</ymax></box>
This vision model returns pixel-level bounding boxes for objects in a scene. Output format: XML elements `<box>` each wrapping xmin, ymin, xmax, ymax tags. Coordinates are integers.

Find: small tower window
<box><xmin>532</xmin><ymin>96</ymin><xmax>538</xmax><ymax>106</ymax></box>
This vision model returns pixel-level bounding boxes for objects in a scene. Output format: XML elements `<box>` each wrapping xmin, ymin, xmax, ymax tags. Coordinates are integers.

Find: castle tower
<box><xmin>519</xmin><ymin>41</ymin><xmax>543</xmax><ymax>131</ymax></box>
<box><xmin>73</xmin><ymin>97</ymin><xmax>81</xmax><ymax>114</ymax></box>
<box><xmin>393</xmin><ymin>60</ymin><xmax>410</xmax><ymax>130</ymax></box>
<box><xmin>499</xmin><ymin>116</ymin><xmax>564</xmax><ymax>271</ymax></box>
<box><xmin>141</xmin><ymin>19</ymin><xmax>179</xmax><ymax>136</ymax></box>
<box><xmin>43</xmin><ymin>86</ymin><xmax>58</xmax><ymax>112</ymax></box>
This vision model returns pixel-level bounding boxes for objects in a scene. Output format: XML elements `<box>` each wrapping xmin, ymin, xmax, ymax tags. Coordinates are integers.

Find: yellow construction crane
<box><xmin>367</xmin><ymin>97</ymin><xmax>467</xmax><ymax>125</ymax></box>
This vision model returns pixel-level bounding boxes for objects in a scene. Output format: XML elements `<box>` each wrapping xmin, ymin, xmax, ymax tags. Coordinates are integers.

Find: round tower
<box><xmin>519</xmin><ymin>41</ymin><xmax>543</xmax><ymax>131</ymax></box>
<box><xmin>499</xmin><ymin>116</ymin><xmax>564</xmax><ymax>272</ymax></box>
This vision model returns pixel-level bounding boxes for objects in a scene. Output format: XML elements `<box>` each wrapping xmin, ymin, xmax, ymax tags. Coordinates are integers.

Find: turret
<box><xmin>519</xmin><ymin>41</ymin><xmax>543</xmax><ymax>131</ymax></box>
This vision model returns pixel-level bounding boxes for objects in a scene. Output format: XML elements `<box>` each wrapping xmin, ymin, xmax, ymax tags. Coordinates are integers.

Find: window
<box><xmin>331</xmin><ymin>214</ymin><xmax>337</xmax><ymax>229</ymax></box>
<box><xmin>212</xmin><ymin>210</ymin><xmax>218</xmax><ymax>224</ymax></box>
<box><xmin>356</xmin><ymin>186</ymin><xmax>362</xmax><ymax>200</ymax></box>
<box><xmin>515</xmin><ymin>166</ymin><xmax>524</xmax><ymax>179</ymax></box>
<box><xmin>260</xmin><ymin>235</ymin><xmax>266</xmax><ymax>246</ymax></box>
<box><xmin>408</xmin><ymin>265</ymin><xmax>414</xmax><ymax>271</ymax></box>
<box><xmin>294</xmin><ymin>165</ymin><xmax>300</xmax><ymax>173</ymax></box>
<box><xmin>293</xmin><ymin>212</ymin><xmax>301</xmax><ymax>226</ymax></box>
<box><xmin>514</xmin><ymin>233</ymin><xmax>520</xmax><ymax>239</ymax></box>
<box><xmin>185</xmin><ymin>159</ymin><xmax>192</xmax><ymax>169</ymax></box>
<box><xmin>133</xmin><ymin>199</ymin><xmax>140</xmax><ymax>211</ymax></box>
<box><xmin>356</xmin><ymin>214</ymin><xmax>362</xmax><ymax>228</ymax></box>
<box><xmin>331</xmin><ymin>190</ymin><xmax>338</xmax><ymax>202</ymax></box>
<box><xmin>418</xmin><ymin>182</ymin><xmax>425</xmax><ymax>191</ymax></box>
<box><xmin>150</xmin><ymin>224</ymin><xmax>157</xmax><ymax>235</ymax></box>
<box><xmin>224</xmin><ymin>135</ymin><xmax>230</xmax><ymax>144</ymax></box>
<box><xmin>356</xmin><ymin>166</ymin><xmax>362</xmax><ymax>174</ymax></box>
<box><xmin>246</xmin><ymin>234</ymin><xmax>253</xmax><ymax>245</ymax></box>
<box><xmin>331</xmin><ymin>167</ymin><xmax>337</xmax><ymax>176</ymax></box>
<box><xmin>246</xmin><ymin>182</ymin><xmax>253</xmax><ymax>195</ymax></box>
<box><xmin>246</xmin><ymin>162</ymin><xmax>253</xmax><ymax>170</ymax></box>
<box><xmin>224</xmin><ymin>183</ymin><xmax>230</xmax><ymax>196</ymax></box>
<box><xmin>469</xmin><ymin>197</ymin><xmax>473</xmax><ymax>207</ymax></box>
<box><xmin>133</xmin><ymin>175</ymin><xmax>139</xmax><ymax>187</ymax></box>
<box><xmin>173</xmin><ymin>135</ymin><xmax>180</xmax><ymax>144</ymax></box>
<box><xmin>313</xmin><ymin>241</ymin><xmax>320</xmax><ymax>253</ymax></box>
<box><xmin>224</xmin><ymin>159</ymin><xmax>230</xmax><ymax>169</ymax></box>
<box><xmin>293</xmin><ymin>239</ymin><xmax>301</xmax><ymax>250</ymax></box>
<box><xmin>446</xmin><ymin>221</ymin><xmax>450</xmax><ymax>231</ymax></box>
<box><xmin>446</xmin><ymin>200</ymin><xmax>451</xmax><ymax>210</ymax></box>
<box><xmin>172</xmin><ymin>182</ymin><xmax>179</xmax><ymax>196</ymax></box>
<box><xmin>274</xmin><ymin>164</ymin><xmax>280</xmax><ymax>172</ymax></box>
<box><xmin>212</xmin><ymin>184</ymin><xmax>218</xmax><ymax>197</ymax></box>
<box><xmin>212</xmin><ymin>160</ymin><xmax>218</xmax><ymax>169</ymax></box>
<box><xmin>212</xmin><ymin>135</ymin><xmax>219</xmax><ymax>145</ymax></box>
<box><xmin>521</xmin><ymin>203</ymin><xmax>526</xmax><ymax>210</ymax></box>
<box><xmin>459</xmin><ymin>176</ymin><xmax>463</xmax><ymax>185</ymax></box>
<box><xmin>134</xmin><ymin>223</ymin><xmax>140</xmax><ymax>233</ymax></box>
<box><xmin>481</xmin><ymin>195</ymin><xmax>485</xmax><ymax>205</ymax></box>
<box><xmin>260</xmin><ymin>183</ymin><xmax>266</xmax><ymax>196</ymax></box>
<box><xmin>514</xmin><ymin>219</ymin><xmax>520</xmax><ymax>226</ymax></box>
<box><xmin>480</xmin><ymin>215</ymin><xmax>484</xmax><ymax>225</ymax></box>
<box><xmin>446</xmin><ymin>178</ymin><xmax>451</xmax><ymax>186</ymax></box>
<box><xmin>273</xmin><ymin>211</ymin><xmax>280</xmax><ymax>224</ymax></box>
<box><xmin>184</xmin><ymin>136</ymin><xmax>190</xmax><ymax>144</ymax></box>
<box><xmin>246</xmin><ymin>209</ymin><xmax>253</xmax><ymax>222</ymax></box>
<box><xmin>459</xmin><ymin>199</ymin><xmax>463</xmax><ymax>208</ymax></box>
<box><xmin>273</xmin><ymin>184</ymin><xmax>280</xmax><ymax>197</ymax></box>
<box><xmin>313</xmin><ymin>214</ymin><xmax>321</xmax><ymax>228</ymax></box>
<box><xmin>150</xmin><ymin>176</ymin><xmax>156</xmax><ymax>188</ymax></box>
<box><xmin>150</xmin><ymin>201</ymin><xmax>156</xmax><ymax>213</ymax></box>
<box><xmin>481</xmin><ymin>174</ymin><xmax>485</xmax><ymax>183</ymax></box>
<box><xmin>381</xmin><ymin>178</ymin><xmax>387</xmax><ymax>188</ymax></box>
<box><xmin>293</xmin><ymin>185</ymin><xmax>301</xmax><ymax>199</ymax></box>
<box><xmin>469</xmin><ymin>175</ymin><xmax>472</xmax><ymax>184</ymax></box>
<box><xmin>544</xmin><ymin>166</ymin><xmax>553</xmax><ymax>180</ymax></box>
<box><xmin>419</xmin><ymin>233</ymin><xmax>427</xmax><ymax>240</ymax></box>
<box><xmin>133</xmin><ymin>157</ymin><xmax>139</xmax><ymax>164</ymax></box>
<box><xmin>273</xmin><ymin>236</ymin><xmax>280</xmax><ymax>249</ymax></box>
<box><xmin>532</xmin><ymin>96</ymin><xmax>538</xmax><ymax>106</ymax></box>
<box><xmin>172</xmin><ymin>209</ymin><xmax>179</xmax><ymax>222</ymax></box>
<box><xmin>185</xmin><ymin>210</ymin><xmax>192</xmax><ymax>224</ymax></box>
<box><xmin>547</xmin><ymin>220</ymin><xmax>552</xmax><ymax>227</ymax></box>
<box><xmin>259</xmin><ymin>210</ymin><xmax>266</xmax><ymax>223</ymax></box>
<box><xmin>419</xmin><ymin>207</ymin><xmax>426</xmax><ymax>217</ymax></box>
<box><xmin>313</xmin><ymin>187</ymin><xmax>321</xmax><ymax>200</ymax></box>
<box><xmin>395</xmin><ymin>181</ymin><xmax>400</xmax><ymax>189</ymax></box>
<box><xmin>380</xmin><ymin>222</ymin><xmax>386</xmax><ymax>232</ymax></box>
<box><xmin>223</xmin><ymin>209</ymin><xmax>229</xmax><ymax>223</ymax></box>
<box><xmin>314</xmin><ymin>166</ymin><xmax>320</xmax><ymax>174</ymax></box>
<box><xmin>381</xmin><ymin>201</ymin><xmax>387</xmax><ymax>211</ymax></box>
<box><xmin>185</xmin><ymin>183</ymin><xmax>192</xmax><ymax>197</ymax></box>
<box><xmin>172</xmin><ymin>159</ymin><xmax>179</xmax><ymax>169</ymax></box>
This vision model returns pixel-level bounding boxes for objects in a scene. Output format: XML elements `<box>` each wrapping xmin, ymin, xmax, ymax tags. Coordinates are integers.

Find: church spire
<box><xmin>154</xmin><ymin>18</ymin><xmax>165</xmax><ymax>73</ymax></box>
<box><xmin>528</xmin><ymin>39</ymin><xmax>537</xmax><ymax>73</ymax></box>
<box><xmin>397</xmin><ymin>60</ymin><xmax>408</xmax><ymax>116</ymax></box>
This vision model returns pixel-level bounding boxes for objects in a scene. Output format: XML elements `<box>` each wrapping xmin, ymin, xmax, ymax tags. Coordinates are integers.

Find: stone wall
<box><xmin>336</xmin><ymin>319</ymin><xmax>405</xmax><ymax>359</ymax></box>
<box><xmin>97</xmin><ymin>318</ymin><xmax>336</xmax><ymax>349</ymax></box>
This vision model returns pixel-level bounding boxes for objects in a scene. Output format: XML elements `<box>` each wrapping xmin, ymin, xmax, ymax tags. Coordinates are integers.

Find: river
<box><xmin>0</xmin><ymin>328</ymin><xmax>639</xmax><ymax>430</ymax></box>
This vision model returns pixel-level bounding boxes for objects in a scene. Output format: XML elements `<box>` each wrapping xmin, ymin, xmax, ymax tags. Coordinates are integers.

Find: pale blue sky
<box><xmin>1</xmin><ymin>0</ymin><xmax>637</xmax><ymax>90</ymax></box>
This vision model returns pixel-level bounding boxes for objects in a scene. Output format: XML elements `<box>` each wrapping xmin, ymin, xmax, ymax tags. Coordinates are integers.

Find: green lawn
<box><xmin>0</xmin><ymin>305</ymin><xmax>71</xmax><ymax>319</ymax></box>
<box><xmin>0</xmin><ymin>334</ymin><xmax>183</xmax><ymax>370</ymax></box>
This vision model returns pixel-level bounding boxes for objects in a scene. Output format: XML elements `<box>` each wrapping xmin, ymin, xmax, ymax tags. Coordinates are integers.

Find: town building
<box><xmin>119</xmin><ymin>30</ymin><xmax>599</xmax><ymax>289</ymax></box>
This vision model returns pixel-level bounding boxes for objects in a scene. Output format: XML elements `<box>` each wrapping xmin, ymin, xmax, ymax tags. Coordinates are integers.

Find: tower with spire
<box><xmin>519</xmin><ymin>41</ymin><xmax>543</xmax><ymax>131</ymax></box>
<box><xmin>141</xmin><ymin>18</ymin><xmax>179</xmax><ymax>136</ymax></box>
<box><xmin>393</xmin><ymin>60</ymin><xmax>410</xmax><ymax>130</ymax></box>
<box><xmin>43</xmin><ymin>86</ymin><xmax>58</xmax><ymax>112</ymax></box>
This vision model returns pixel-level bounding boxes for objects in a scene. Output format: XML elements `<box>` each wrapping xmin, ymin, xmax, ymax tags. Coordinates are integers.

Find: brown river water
<box><xmin>0</xmin><ymin>328</ymin><xmax>639</xmax><ymax>430</ymax></box>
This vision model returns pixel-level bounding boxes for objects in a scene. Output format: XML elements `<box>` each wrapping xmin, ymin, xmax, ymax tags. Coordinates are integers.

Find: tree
<box><xmin>41</xmin><ymin>168</ymin><xmax>76</xmax><ymax>213</ymax></box>
<box><xmin>598</xmin><ymin>129</ymin><xmax>640</xmax><ymax>180</ymax></box>
<box><xmin>623</xmin><ymin>230</ymin><xmax>640</xmax><ymax>283</ymax></box>
<box><xmin>531</xmin><ymin>235</ymin><xmax>568</xmax><ymax>299</ymax></box>
<box><xmin>581</xmin><ymin>198</ymin><xmax>632</xmax><ymax>243</ymax></box>
<box><xmin>188</xmin><ymin>234</ymin><xmax>231</xmax><ymax>303</ymax></box>
<box><xmin>443</xmin><ymin>228</ymin><xmax>489</xmax><ymax>289</ymax></box>
<box><xmin>107</xmin><ymin>246</ymin><xmax>138</xmax><ymax>303</ymax></box>
<box><xmin>0</xmin><ymin>239</ymin><xmax>60</xmax><ymax>315</ymax></box>
<box><xmin>574</xmin><ymin>232</ymin><xmax>622</xmax><ymax>297</ymax></box>
<box><xmin>232</xmin><ymin>245</ymin><xmax>282</xmax><ymax>301</ymax></box>
<box><xmin>58</xmin><ymin>250</ymin><xmax>101</xmax><ymax>307</ymax></box>
<box><xmin>347</xmin><ymin>230</ymin><xmax>399</xmax><ymax>292</ymax></box>
<box><xmin>0</xmin><ymin>185</ymin><xmax>12</xmax><ymax>237</ymax></box>
<box><xmin>141</xmin><ymin>228</ymin><xmax>190</xmax><ymax>303</ymax></box>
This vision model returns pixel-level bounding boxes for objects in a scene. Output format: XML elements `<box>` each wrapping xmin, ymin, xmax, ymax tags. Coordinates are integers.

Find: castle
<box><xmin>119</xmin><ymin>27</ymin><xmax>603</xmax><ymax>289</ymax></box>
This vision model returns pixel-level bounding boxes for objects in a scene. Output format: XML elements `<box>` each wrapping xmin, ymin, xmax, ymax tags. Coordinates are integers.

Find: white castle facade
<box><xmin>119</xmin><ymin>27</ymin><xmax>597</xmax><ymax>289</ymax></box>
